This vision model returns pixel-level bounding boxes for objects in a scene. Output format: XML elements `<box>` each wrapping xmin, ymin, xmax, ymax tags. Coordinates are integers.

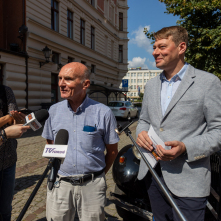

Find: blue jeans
<box><xmin>0</xmin><ymin>163</ymin><xmax>16</xmax><ymax>221</ymax></box>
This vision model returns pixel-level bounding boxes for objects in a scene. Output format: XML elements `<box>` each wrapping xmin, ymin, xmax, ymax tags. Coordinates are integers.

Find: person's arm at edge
<box><xmin>0</xmin><ymin>114</ymin><xmax>14</xmax><ymax>128</ymax></box>
<box><xmin>105</xmin><ymin>143</ymin><xmax>118</xmax><ymax>174</ymax></box>
<box><xmin>0</xmin><ymin>125</ymin><xmax>30</xmax><ymax>145</ymax></box>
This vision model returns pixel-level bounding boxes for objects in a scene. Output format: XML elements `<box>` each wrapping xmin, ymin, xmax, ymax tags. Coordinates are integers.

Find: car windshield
<box><xmin>108</xmin><ymin>102</ymin><xmax>124</xmax><ymax>107</ymax></box>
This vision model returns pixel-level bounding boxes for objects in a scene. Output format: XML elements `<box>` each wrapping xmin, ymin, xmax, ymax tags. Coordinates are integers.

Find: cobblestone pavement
<box><xmin>12</xmin><ymin>120</ymin><xmax>146</xmax><ymax>221</ymax></box>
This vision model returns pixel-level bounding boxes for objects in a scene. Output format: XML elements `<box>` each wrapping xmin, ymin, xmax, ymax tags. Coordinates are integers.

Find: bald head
<box><xmin>61</xmin><ymin>62</ymin><xmax>90</xmax><ymax>82</ymax></box>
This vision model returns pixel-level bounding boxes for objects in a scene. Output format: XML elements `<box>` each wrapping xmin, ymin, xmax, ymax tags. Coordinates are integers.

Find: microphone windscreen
<box><xmin>35</xmin><ymin>109</ymin><xmax>49</xmax><ymax>123</ymax></box>
<box><xmin>55</xmin><ymin>129</ymin><xmax>69</xmax><ymax>145</ymax></box>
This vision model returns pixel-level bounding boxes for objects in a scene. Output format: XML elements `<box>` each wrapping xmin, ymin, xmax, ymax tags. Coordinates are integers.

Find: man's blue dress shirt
<box><xmin>161</xmin><ymin>63</ymin><xmax>188</xmax><ymax>116</ymax></box>
<box><xmin>42</xmin><ymin>96</ymin><xmax>119</xmax><ymax>176</ymax></box>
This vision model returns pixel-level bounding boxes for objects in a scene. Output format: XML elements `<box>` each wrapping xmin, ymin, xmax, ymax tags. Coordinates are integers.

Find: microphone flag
<box><xmin>24</xmin><ymin>113</ymin><xmax>42</xmax><ymax>131</ymax></box>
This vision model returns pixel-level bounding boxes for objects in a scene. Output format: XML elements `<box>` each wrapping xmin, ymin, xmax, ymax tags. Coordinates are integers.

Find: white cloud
<box><xmin>128</xmin><ymin>57</ymin><xmax>149</xmax><ymax>69</ymax></box>
<box><xmin>130</xmin><ymin>25</ymin><xmax>153</xmax><ymax>54</ymax></box>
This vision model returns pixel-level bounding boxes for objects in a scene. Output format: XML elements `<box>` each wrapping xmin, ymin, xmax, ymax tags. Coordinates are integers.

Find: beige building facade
<box><xmin>0</xmin><ymin>0</ymin><xmax>128</xmax><ymax>109</ymax></box>
<box><xmin>121</xmin><ymin>68</ymin><xmax>162</xmax><ymax>98</ymax></box>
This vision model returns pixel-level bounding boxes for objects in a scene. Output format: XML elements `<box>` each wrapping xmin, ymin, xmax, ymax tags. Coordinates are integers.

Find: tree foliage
<box><xmin>139</xmin><ymin>92</ymin><xmax>144</xmax><ymax>99</ymax></box>
<box><xmin>144</xmin><ymin>0</ymin><xmax>221</xmax><ymax>79</ymax></box>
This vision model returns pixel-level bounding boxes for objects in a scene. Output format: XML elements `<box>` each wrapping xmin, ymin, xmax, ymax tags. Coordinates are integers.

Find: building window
<box><xmin>91</xmin><ymin>64</ymin><xmax>96</xmax><ymax>73</ymax></box>
<box><xmin>119</xmin><ymin>12</ymin><xmax>123</xmax><ymax>31</ymax></box>
<box><xmin>0</xmin><ymin>64</ymin><xmax>3</xmax><ymax>85</ymax></box>
<box><xmin>105</xmin><ymin>36</ymin><xmax>108</xmax><ymax>56</ymax></box>
<box><xmin>80</xmin><ymin>19</ymin><xmax>85</xmax><ymax>45</ymax></box>
<box><xmin>81</xmin><ymin>61</ymin><xmax>86</xmax><ymax>65</ymax></box>
<box><xmin>134</xmin><ymin>85</ymin><xmax>136</xmax><ymax>89</ymax></box>
<box><xmin>68</xmin><ymin>56</ymin><xmax>74</xmax><ymax>63</ymax></box>
<box><xmin>51</xmin><ymin>0</ymin><xmax>59</xmax><ymax>31</ymax></box>
<box><xmin>118</xmin><ymin>45</ymin><xmax>123</xmax><ymax>63</ymax></box>
<box><xmin>52</xmin><ymin>52</ymin><xmax>60</xmax><ymax>64</ymax></box>
<box><xmin>91</xmin><ymin>26</ymin><xmax>95</xmax><ymax>50</ymax></box>
<box><xmin>67</xmin><ymin>10</ymin><xmax>73</xmax><ymax>39</ymax></box>
<box><xmin>90</xmin><ymin>0</ymin><xmax>95</xmax><ymax>7</ymax></box>
<box><xmin>110</xmin><ymin>6</ymin><xmax>114</xmax><ymax>24</ymax></box>
<box><xmin>51</xmin><ymin>73</ymin><xmax>58</xmax><ymax>104</ymax></box>
<box><xmin>111</xmin><ymin>40</ymin><xmax>114</xmax><ymax>59</ymax></box>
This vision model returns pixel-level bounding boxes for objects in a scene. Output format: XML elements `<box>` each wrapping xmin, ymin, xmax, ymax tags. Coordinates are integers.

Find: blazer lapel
<box><xmin>162</xmin><ymin>65</ymin><xmax>196</xmax><ymax>122</ymax></box>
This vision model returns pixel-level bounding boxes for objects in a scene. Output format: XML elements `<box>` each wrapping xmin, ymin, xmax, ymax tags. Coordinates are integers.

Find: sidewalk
<box><xmin>12</xmin><ymin>122</ymin><xmax>139</xmax><ymax>221</ymax></box>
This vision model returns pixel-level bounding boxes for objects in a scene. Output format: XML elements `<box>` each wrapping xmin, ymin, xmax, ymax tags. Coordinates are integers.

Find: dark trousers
<box><xmin>0</xmin><ymin>164</ymin><xmax>16</xmax><ymax>221</ymax></box>
<box><xmin>145</xmin><ymin>164</ymin><xmax>207</xmax><ymax>221</ymax></box>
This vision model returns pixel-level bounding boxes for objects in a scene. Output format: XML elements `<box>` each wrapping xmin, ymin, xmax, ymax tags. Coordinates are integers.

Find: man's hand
<box><xmin>136</xmin><ymin>131</ymin><xmax>153</xmax><ymax>151</ymax></box>
<box><xmin>156</xmin><ymin>141</ymin><xmax>186</xmax><ymax>161</ymax></box>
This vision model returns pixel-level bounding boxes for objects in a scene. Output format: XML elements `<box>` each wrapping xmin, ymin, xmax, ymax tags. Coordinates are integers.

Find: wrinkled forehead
<box><xmin>59</xmin><ymin>66</ymin><xmax>83</xmax><ymax>78</ymax></box>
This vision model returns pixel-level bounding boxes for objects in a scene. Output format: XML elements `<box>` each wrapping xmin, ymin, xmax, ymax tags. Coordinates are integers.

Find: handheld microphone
<box><xmin>47</xmin><ymin>129</ymin><xmax>69</xmax><ymax>190</ymax></box>
<box><xmin>24</xmin><ymin>109</ymin><xmax>49</xmax><ymax>131</ymax></box>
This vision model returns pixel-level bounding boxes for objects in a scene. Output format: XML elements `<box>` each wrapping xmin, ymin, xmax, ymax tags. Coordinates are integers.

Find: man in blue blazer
<box><xmin>136</xmin><ymin>26</ymin><xmax>221</xmax><ymax>221</ymax></box>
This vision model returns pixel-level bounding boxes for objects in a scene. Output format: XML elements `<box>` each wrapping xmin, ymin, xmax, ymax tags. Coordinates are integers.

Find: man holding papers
<box><xmin>136</xmin><ymin>26</ymin><xmax>221</xmax><ymax>221</ymax></box>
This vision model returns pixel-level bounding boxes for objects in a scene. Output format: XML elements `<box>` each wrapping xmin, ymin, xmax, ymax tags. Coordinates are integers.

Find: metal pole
<box><xmin>16</xmin><ymin>158</ymin><xmax>54</xmax><ymax>221</ymax></box>
<box><xmin>125</xmin><ymin>128</ymin><xmax>187</xmax><ymax>221</ymax></box>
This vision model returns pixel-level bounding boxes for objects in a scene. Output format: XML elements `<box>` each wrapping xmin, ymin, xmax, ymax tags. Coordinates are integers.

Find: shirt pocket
<box><xmin>80</xmin><ymin>130</ymin><xmax>102</xmax><ymax>154</ymax></box>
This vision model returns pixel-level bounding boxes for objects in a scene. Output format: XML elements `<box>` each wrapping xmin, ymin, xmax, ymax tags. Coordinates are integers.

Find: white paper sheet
<box><xmin>137</xmin><ymin>125</ymin><xmax>168</xmax><ymax>180</ymax></box>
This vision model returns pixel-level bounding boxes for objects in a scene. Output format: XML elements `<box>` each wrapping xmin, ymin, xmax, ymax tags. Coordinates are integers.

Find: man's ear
<box><xmin>83</xmin><ymin>79</ymin><xmax>90</xmax><ymax>89</ymax></box>
<box><xmin>179</xmin><ymin>42</ymin><xmax>187</xmax><ymax>55</ymax></box>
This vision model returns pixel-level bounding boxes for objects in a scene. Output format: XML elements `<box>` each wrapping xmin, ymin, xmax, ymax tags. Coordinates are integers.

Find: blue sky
<box><xmin>127</xmin><ymin>0</ymin><xmax>179</xmax><ymax>70</ymax></box>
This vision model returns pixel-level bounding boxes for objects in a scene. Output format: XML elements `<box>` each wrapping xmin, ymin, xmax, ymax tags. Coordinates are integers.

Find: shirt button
<box><xmin>160</xmin><ymin>128</ymin><xmax>164</xmax><ymax>132</ymax></box>
<box><xmin>169</xmin><ymin>84</ymin><xmax>171</xmax><ymax>86</ymax></box>
<box><xmin>74</xmin><ymin>130</ymin><xmax>75</xmax><ymax>132</ymax></box>
<box><xmin>74</xmin><ymin>164</ymin><xmax>75</xmax><ymax>167</ymax></box>
<box><xmin>74</xmin><ymin>147</ymin><xmax>76</xmax><ymax>150</ymax></box>
<box><xmin>168</xmin><ymin>96</ymin><xmax>170</xmax><ymax>98</ymax></box>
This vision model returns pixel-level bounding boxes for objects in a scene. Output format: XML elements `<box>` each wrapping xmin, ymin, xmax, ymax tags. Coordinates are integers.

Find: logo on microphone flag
<box><xmin>25</xmin><ymin>113</ymin><xmax>42</xmax><ymax>131</ymax></box>
<box><xmin>42</xmin><ymin>144</ymin><xmax>68</xmax><ymax>159</ymax></box>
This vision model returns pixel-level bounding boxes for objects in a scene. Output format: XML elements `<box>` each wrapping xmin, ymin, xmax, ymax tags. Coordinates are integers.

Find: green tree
<box><xmin>144</xmin><ymin>0</ymin><xmax>221</xmax><ymax>79</ymax></box>
<box><xmin>139</xmin><ymin>92</ymin><xmax>144</xmax><ymax>100</ymax></box>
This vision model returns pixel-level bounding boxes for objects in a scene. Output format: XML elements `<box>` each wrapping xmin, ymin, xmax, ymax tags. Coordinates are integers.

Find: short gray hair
<box><xmin>81</xmin><ymin>68</ymin><xmax>91</xmax><ymax>83</ymax></box>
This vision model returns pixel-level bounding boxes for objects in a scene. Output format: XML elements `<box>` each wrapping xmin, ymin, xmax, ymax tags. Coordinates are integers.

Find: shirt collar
<box><xmin>66</xmin><ymin>95</ymin><xmax>89</xmax><ymax>113</ymax></box>
<box><xmin>160</xmin><ymin>63</ymin><xmax>188</xmax><ymax>82</ymax></box>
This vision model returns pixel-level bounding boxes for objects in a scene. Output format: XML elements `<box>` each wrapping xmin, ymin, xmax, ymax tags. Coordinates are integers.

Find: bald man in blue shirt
<box><xmin>42</xmin><ymin>62</ymin><xmax>119</xmax><ymax>221</ymax></box>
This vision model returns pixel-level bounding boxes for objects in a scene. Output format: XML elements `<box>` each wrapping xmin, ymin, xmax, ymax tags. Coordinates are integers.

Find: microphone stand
<box><xmin>118</xmin><ymin>121</ymin><xmax>187</xmax><ymax>221</ymax></box>
<box><xmin>16</xmin><ymin>158</ymin><xmax>56</xmax><ymax>221</ymax></box>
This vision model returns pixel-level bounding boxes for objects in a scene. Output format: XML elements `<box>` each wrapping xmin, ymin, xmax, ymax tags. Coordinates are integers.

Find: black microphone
<box><xmin>48</xmin><ymin>129</ymin><xmax>69</xmax><ymax>190</ymax></box>
<box><xmin>23</xmin><ymin>109</ymin><xmax>49</xmax><ymax>131</ymax></box>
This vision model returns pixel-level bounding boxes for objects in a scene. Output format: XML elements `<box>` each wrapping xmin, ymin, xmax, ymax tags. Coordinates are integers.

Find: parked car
<box><xmin>108</xmin><ymin>101</ymin><xmax>138</xmax><ymax>120</ymax></box>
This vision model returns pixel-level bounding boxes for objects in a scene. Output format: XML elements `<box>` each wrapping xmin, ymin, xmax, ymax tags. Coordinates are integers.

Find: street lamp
<box><xmin>39</xmin><ymin>46</ymin><xmax>51</xmax><ymax>68</ymax></box>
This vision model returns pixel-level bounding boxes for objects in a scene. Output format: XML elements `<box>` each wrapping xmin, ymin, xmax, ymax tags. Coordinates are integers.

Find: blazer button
<box><xmin>160</xmin><ymin>128</ymin><xmax>164</xmax><ymax>132</ymax></box>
